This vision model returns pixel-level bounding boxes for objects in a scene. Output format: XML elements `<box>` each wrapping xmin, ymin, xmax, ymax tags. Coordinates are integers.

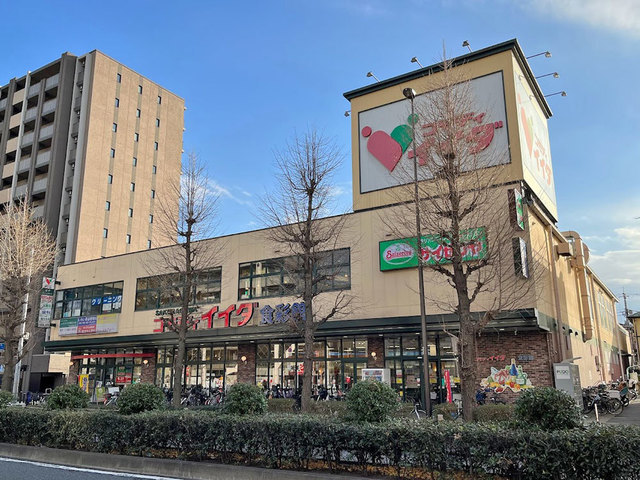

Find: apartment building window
<box><xmin>154</xmin><ymin>142</ymin><xmax>158</xmax><ymax>151</ymax></box>
<box><xmin>152</xmin><ymin>165</ymin><xmax>157</xmax><ymax>174</ymax></box>
<box><xmin>126</xmin><ymin>234</ymin><xmax>131</xmax><ymax>244</ymax></box>
<box><xmin>134</xmin><ymin>133</ymin><xmax>139</xmax><ymax>142</ymax></box>
<box><xmin>157</xmin><ymin>95</ymin><xmax>162</xmax><ymax>104</ymax></box>
<box><xmin>112</xmin><ymin>123</ymin><xmax>117</xmax><ymax>132</ymax></box>
<box><xmin>132</xmin><ymin>157</ymin><xmax>137</xmax><ymax>167</ymax></box>
<box><xmin>110</xmin><ymin>148</ymin><xmax>115</xmax><ymax>158</ymax></box>
<box><xmin>115</xmin><ymin>98</ymin><xmax>119</xmax><ymax>107</ymax></box>
<box><xmin>147</xmin><ymin>240</ymin><xmax>151</xmax><ymax>249</ymax></box>
<box><xmin>155</xmin><ymin>118</ymin><xmax>160</xmax><ymax>127</ymax></box>
<box><xmin>108</xmin><ymin>174</ymin><xmax>113</xmax><ymax>184</ymax></box>
<box><xmin>105</xmin><ymin>201</ymin><xmax>110</xmax><ymax>211</ymax></box>
<box><xmin>151</xmin><ymin>189</ymin><xmax>155</xmax><ymax>198</ymax></box>
<box><xmin>130</xmin><ymin>183</ymin><xmax>135</xmax><ymax>192</ymax></box>
<box><xmin>138</xmin><ymin>85</ymin><xmax>143</xmax><ymax>94</ymax></box>
<box><xmin>103</xmin><ymin>228</ymin><xmax>108</xmax><ymax>238</ymax></box>
<box><xmin>117</xmin><ymin>73</ymin><xmax>121</xmax><ymax>83</ymax></box>
<box><xmin>238</xmin><ymin>248</ymin><xmax>351</xmax><ymax>300</ymax></box>
<box><xmin>136</xmin><ymin>109</ymin><xmax>141</xmax><ymax>118</ymax></box>
<box><xmin>128</xmin><ymin>208</ymin><xmax>133</xmax><ymax>217</ymax></box>
<box><xmin>135</xmin><ymin>268</ymin><xmax>222</xmax><ymax>311</ymax></box>
<box><xmin>149</xmin><ymin>214</ymin><xmax>153</xmax><ymax>224</ymax></box>
<box><xmin>53</xmin><ymin>281</ymin><xmax>124</xmax><ymax>319</ymax></box>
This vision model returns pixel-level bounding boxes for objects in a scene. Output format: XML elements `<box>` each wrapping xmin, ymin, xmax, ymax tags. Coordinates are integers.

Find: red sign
<box><xmin>153</xmin><ymin>302</ymin><xmax>259</xmax><ymax>333</ymax></box>
<box><xmin>444</xmin><ymin>370</ymin><xmax>452</xmax><ymax>403</ymax></box>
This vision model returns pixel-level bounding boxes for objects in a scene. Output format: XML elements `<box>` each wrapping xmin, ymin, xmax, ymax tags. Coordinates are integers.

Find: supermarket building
<box><xmin>44</xmin><ymin>40</ymin><xmax>631</xmax><ymax>402</ymax></box>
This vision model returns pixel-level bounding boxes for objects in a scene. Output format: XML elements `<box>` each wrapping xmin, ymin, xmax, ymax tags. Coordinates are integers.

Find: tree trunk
<box><xmin>1</xmin><ymin>341</ymin><xmax>16</xmax><ymax>393</ymax></box>
<box><xmin>172</xmin><ymin>321</ymin><xmax>187</xmax><ymax>407</ymax></box>
<box><xmin>301</xmin><ymin>324</ymin><xmax>314</xmax><ymax>412</ymax></box>
<box><xmin>459</xmin><ymin>311</ymin><xmax>476</xmax><ymax>421</ymax></box>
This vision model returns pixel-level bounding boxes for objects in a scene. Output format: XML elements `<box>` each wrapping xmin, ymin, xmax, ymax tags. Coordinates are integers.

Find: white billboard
<box><xmin>514</xmin><ymin>69</ymin><xmax>557</xmax><ymax>217</ymax></box>
<box><xmin>357</xmin><ymin>72</ymin><xmax>510</xmax><ymax>193</ymax></box>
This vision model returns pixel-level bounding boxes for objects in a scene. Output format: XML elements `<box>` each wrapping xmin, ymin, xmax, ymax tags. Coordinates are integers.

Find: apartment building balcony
<box><xmin>36</xmin><ymin>150</ymin><xmax>51</xmax><ymax>168</ymax></box>
<box><xmin>12</xmin><ymin>88</ymin><xmax>25</xmax><ymax>105</ymax></box>
<box><xmin>32</xmin><ymin>177</ymin><xmax>48</xmax><ymax>194</ymax></box>
<box><xmin>0</xmin><ymin>188</ymin><xmax>10</xmax><ymax>204</ymax></box>
<box><xmin>21</xmin><ymin>131</ymin><xmax>34</xmax><ymax>146</ymax></box>
<box><xmin>28</xmin><ymin>83</ymin><xmax>40</xmax><ymax>98</ymax></box>
<box><xmin>9</xmin><ymin>113</ymin><xmax>21</xmax><ymax>129</ymax></box>
<box><xmin>17</xmin><ymin>157</ymin><xmax>31</xmax><ymax>174</ymax></box>
<box><xmin>2</xmin><ymin>162</ymin><xmax>14</xmax><ymax>179</ymax></box>
<box><xmin>38</xmin><ymin>124</ymin><xmax>54</xmax><ymax>141</ymax></box>
<box><xmin>5</xmin><ymin>137</ymin><xmax>18</xmax><ymax>154</ymax></box>
<box><xmin>0</xmin><ymin>97</ymin><xmax>6</xmax><ymax>110</ymax></box>
<box><xmin>41</xmin><ymin>98</ymin><xmax>57</xmax><ymax>115</ymax></box>
<box><xmin>24</xmin><ymin>106</ymin><xmax>37</xmax><ymax>122</ymax></box>
<box><xmin>32</xmin><ymin>204</ymin><xmax>44</xmax><ymax>218</ymax></box>
<box><xmin>45</xmin><ymin>74</ymin><xmax>59</xmax><ymax>90</ymax></box>
<box><xmin>14</xmin><ymin>183</ymin><xmax>27</xmax><ymax>198</ymax></box>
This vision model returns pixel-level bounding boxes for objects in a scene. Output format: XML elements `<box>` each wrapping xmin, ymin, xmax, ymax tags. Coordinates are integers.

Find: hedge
<box><xmin>1</xmin><ymin>409</ymin><xmax>639</xmax><ymax>479</ymax></box>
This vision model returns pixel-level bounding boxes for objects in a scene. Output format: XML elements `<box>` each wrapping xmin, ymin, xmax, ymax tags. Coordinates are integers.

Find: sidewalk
<box><xmin>586</xmin><ymin>400</ymin><xmax>640</xmax><ymax>426</ymax></box>
<box><xmin>0</xmin><ymin>443</ymin><xmax>367</xmax><ymax>480</ymax></box>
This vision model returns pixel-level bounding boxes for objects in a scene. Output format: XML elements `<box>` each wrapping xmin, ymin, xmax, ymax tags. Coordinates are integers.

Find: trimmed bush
<box><xmin>0</xmin><ymin>408</ymin><xmax>639</xmax><ymax>479</ymax></box>
<box><xmin>0</xmin><ymin>391</ymin><xmax>15</xmax><ymax>408</ymax></box>
<box><xmin>514</xmin><ymin>387</ymin><xmax>582</xmax><ymax>430</ymax></box>
<box><xmin>117</xmin><ymin>383</ymin><xmax>165</xmax><ymax>415</ymax></box>
<box><xmin>433</xmin><ymin>402</ymin><xmax>458</xmax><ymax>421</ymax></box>
<box><xmin>345</xmin><ymin>380</ymin><xmax>399</xmax><ymax>422</ymax></box>
<box><xmin>473</xmin><ymin>404</ymin><xmax>514</xmax><ymax>423</ymax></box>
<box><xmin>224</xmin><ymin>383</ymin><xmax>267</xmax><ymax>416</ymax></box>
<box><xmin>47</xmin><ymin>384</ymin><xmax>89</xmax><ymax>410</ymax></box>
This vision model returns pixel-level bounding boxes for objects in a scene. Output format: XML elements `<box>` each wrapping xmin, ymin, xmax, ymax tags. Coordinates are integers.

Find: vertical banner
<box><xmin>78</xmin><ymin>374</ymin><xmax>90</xmax><ymax>394</ymax></box>
<box><xmin>38</xmin><ymin>277</ymin><xmax>55</xmax><ymax>328</ymax></box>
<box><xmin>512</xmin><ymin>237</ymin><xmax>529</xmax><ymax>278</ymax></box>
<box><xmin>444</xmin><ymin>370</ymin><xmax>452</xmax><ymax>403</ymax></box>
<box><xmin>508</xmin><ymin>187</ymin><xmax>525</xmax><ymax>231</ymax></box>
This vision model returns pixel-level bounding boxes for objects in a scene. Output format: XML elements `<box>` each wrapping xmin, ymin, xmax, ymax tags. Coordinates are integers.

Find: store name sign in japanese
<box><xmin>152</xmin><ymin>302</ymin><xmax>305</xmax><ymax>332</ymax></box>
<box><xmin>59</xmin><ymin>314</ymin><xmax>119</xmax><ymax>337</ymax></box>
<box><xmin>358</xmin><ymin>72</ymin><xmax>509</xmax><ymax>194</ymax></box>
<box><xmin>380</xmin><ymin>227</ymin><xmax>487</xmax><ymax>271</ymax></box>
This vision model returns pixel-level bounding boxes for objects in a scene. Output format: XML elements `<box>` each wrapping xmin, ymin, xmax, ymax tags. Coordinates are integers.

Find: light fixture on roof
<box><xmin>544</xmin><ymin>91</ymin><xmax>567</xmax><ymax>98</ymax></box>
<box><xmin>366</xmin><ymin>71</ymin><xmax>380</xmax><ymax>82</ymax></box>
<box><xmin>535</xmin><ymin>72</ymin><xmax>559</xmax><ymax>79</ymax></box>
<box><xmin>462</xmin><ymin>40</ymin><xmax>472</xmax><ymax>53</ymax></box>
<box><xmin>344</xmin><ymin>110</ymin><xmax>350</xmax><ymax>117</ymax></box>
<box><xmin>526</xmin><ymin>51</ymin><xmax>552</xmax><ymax>59</ymax></box>
<box><xmin>410</xmin><ymin>56</ymin><xmax>424</xmax><ymax>68</ymax></box>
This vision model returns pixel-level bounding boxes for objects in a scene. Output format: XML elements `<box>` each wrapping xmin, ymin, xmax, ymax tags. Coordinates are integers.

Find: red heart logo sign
<box><xmin>520</xmin><ymin>107</ymin><xmax>533</xmax><ymax>156</ymax></box>
<box><xmin>366</xmin><ymin>131</ymin><xmax>402</xmax><ymax>172</ymax></box>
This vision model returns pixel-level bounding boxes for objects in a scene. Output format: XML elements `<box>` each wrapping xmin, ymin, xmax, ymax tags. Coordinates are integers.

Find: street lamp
<box><xmin>535</xmin><ymin>72</ymin><xmax>559</xmax><ymax>79</ymax></box>
<box><xmin>403</xmin><ymin>87</ymin><xmax>431</xmax><ymax>414</ymax></box>
<box><xmin>526</xmin><ymin>51</ymin><xmax>551</xmax><ymax>59</ymax></box>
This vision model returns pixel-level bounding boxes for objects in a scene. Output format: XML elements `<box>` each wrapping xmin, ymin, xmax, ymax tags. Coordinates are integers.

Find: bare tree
<box><xmin>151</xmin><ymin>153</ymin><xmax>219</xmax><ymax>406</ymax></box>
<box><xmin>0</xmin><ymin>199</ymin><xmax>57</xmax><ymax>392</ymax></box>
<box><xmin>261</xmin><ymin>130</ymin><xmax>353</xmax><ymax>413</ymax></box>
<box><xmin>384</xmin><ymin>56</ymin><xmax>537</xmax><ymax>420</ymax></box>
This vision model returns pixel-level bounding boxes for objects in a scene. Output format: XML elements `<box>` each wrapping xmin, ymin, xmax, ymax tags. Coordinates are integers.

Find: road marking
<box><xmin>0</xmin><ymin>457</ymin><xmax>183</xmax><ymax>479</ymax></box>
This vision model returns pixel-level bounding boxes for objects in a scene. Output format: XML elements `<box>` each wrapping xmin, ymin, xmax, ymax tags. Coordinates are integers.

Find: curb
<box><xmin>0</xmin><ymin>443</ymin><xmax>365</xmax><ymax>479</ymax></box>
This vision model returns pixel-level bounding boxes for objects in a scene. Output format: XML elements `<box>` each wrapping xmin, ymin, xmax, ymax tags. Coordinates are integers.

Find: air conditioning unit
<box><xmin>556</xmin><ymin>243</ymin><xmax>573</xmax><ymax>257</ymax></box>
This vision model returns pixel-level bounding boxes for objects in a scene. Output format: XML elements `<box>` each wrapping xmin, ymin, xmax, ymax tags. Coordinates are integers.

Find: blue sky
<box><xmin>2</xmin><ymin>0</ymin><xmax>639</xmax><ymax>314</ymax></box>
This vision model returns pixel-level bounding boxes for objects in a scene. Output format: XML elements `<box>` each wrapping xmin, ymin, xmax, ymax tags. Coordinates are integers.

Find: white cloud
<box><xmin>522</xmin><ymin>0</ymin><xmax>640</xmax><ymax>37</ymax></box>
<box><xmin>207</xmin><ymin>179</ymin><xmax>253</xmax><ymax>207</ymax></box>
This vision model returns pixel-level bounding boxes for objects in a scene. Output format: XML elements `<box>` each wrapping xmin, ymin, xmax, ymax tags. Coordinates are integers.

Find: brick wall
<box><xmin>141</xmin><ymin>349</ymin><xmax>156</xmax><ymax>384</ymax></box>
<box><xmin>237</xmin><ymin>343</ymin><xmax>255</xmax><ymax>385</ymax></box>
<box><xmin>368</xmin><ymin>335</ymin><xmax>384</xmax><ymax>368</ymax></box>
<box><xmin>476</xmin><ymin>331</ymin><xmax>553</xmax><ymax>403</ymax></box>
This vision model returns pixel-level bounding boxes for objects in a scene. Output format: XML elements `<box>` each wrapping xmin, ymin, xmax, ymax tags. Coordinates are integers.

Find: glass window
<box><xmin>135</xmin><ymin>268</ymin><xmax>222</xmax><ymax>311</ymax></box>
<box><xmin>385</xmin><ymin>338</ymin><xmax>400</xmax><ymax>357</ymax></box>
<box><xmin>402</xmin><ymin>336</ymin><xmax>420</xmax><ymax>357</ymax></box>
<box><xmin>116</xmin><ymin>73</ymin><xmax>121</xmax><ymax>83</ymax></box>
<box><xmin>256</xmin><ymin>344</ymin><xmax>269</xmax><ymax>360</ymax></box>
<box><xmin>115</xmin><ymin>98</ymin><xmax>119</xmax><ymax>107</ymax></box>
<box><xmin>110</xmin><ymin>148</ymin><xmax>115</xmax><ymax>158</ymax></box>
<box><xmin>136</xmin><ymin>108</ymin><xmax>141</xmax><ymax>117</ymax></box>
<box><xmin>326</xmin><ymin>339</ymin><xmax>340</xmax><ymax>358</ymax></box>
<box><xmin>342</xmin><ymin>338</ymin><xmax>355</xmax><ymax>358</ymax></box>
<box><xmin>138</xmin><ymin>85</ymin><xmax>142</xmax><ymax>94</ymax></box>
<box><xmin>355</xmin><ymin>339</ymin><xmax>368</xmax><ymax>358</ymax></box>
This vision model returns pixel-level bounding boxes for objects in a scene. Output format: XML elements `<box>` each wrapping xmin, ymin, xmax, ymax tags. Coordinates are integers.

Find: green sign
<box><xmin>380</xmin><ymin>228</ymin><xmax>488</xmax><ymax>271</ymax></box>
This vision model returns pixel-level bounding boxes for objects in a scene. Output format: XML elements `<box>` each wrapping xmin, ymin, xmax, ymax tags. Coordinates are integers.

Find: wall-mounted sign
<box><xmin>0</xmin><ymin>343</ymin><xmax>4</xmax><ymax>351</ymax></box>
<box><xmin>358</xmin><ymin>72</ymin><xmax>509</xmax><ymax>194</ymax></box>
<box><xmin>480</xmin><ymin>359</ymin><xmax>534</xmax><ymax>394</ymax></box>
<box><xmin>260</xmin><ymin>302</ymin><xmax>306</xmax><ymax>325</ymax></box>
<box><xmin>38</xmin><ymin>277</ymin><xmax>56</xmax><ymax>328</ymax></box>
<box><xmin>153</xmin><ymin>302</ymin><xmax>259</xmax><ymax>333</ymax></box>
<box><xmin>58</xmin><ymin>314</ymin><xmax>119</xmax><ymax>337</ymax></box>
<box><xmin>380</xmin><ymin>227</ymin><xmax>487</xmax><ymax>271</ymax></box>
<box><xmin>514</xmin><ymin>69</ymin><xmax>557</xmax><ymax>218</ymax></box>
<box><xmin>508</xmin><ymin>187</ymin><xmax>525</xmax><ymax>231</ymax></box>
<box><xmin>512</xmin><ymin>237</ymin><xmax>529</xmax><ymax>278</ymax></box>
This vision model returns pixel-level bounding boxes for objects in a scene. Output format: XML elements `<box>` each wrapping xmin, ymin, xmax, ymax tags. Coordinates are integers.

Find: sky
<box><xmin>1</xmin><ymin>0</ymin><xmax>639</xmax><ymax>315</ymax></box>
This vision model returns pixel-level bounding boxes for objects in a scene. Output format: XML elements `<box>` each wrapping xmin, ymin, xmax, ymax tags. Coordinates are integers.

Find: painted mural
<box><xmin>480</xmin><ymin>358</ymin><xmax>533</xmax><ymax>393</ymax></box>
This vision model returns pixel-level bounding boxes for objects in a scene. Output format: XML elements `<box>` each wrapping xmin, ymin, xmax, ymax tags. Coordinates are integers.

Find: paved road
<box><xmin>602</xmin><ymin>400</ymin><xmax>640</xmax><ymax>425</ymax></box>
<box><xmin>0</xmin><ymin>457</ymin><xmax>181</xmax><ymax>480</ymax></box>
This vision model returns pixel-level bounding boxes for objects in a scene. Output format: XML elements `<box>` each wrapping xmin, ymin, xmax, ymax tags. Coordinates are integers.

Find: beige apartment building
<box><xmin>44</xmin><ymin>40</ymin><xmax>630</xmax><ymax>404</ymax></box>
<box><xmin>0</xmin><ymin>51</ymin><xmax>183</xmax><ymax>393</ymax></box>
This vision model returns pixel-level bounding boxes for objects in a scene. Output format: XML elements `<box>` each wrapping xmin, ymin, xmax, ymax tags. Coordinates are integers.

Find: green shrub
<box><xmin>0</xmin><ymin>391</ymin><xmax>15</xmax><ymax>408</ymax></box>
<box><xmin>47</xmin><ymin>384</ymin><xmax>89</xmax><ymax>410</ymax></box>
<box><xmin>345</xmin><ymin>380</ymin><xmax>399</xmax><ymax>422</ymax></box>
<box><xmin>514</xmin><ymin>387</ymin><xmax>582</xmax><ymax>430</ymax></box>
<box><xmin>0</xmin><ymin>408</ymin><xmax>639</xmax><ymax>479</ymax></box>
<box><xmin>473</xmin><ymin>404</ymin><xmax>514</xmax><ymax>423</ymax></box>
<box><xmin>224</xmin><ymin>383</ymin><xmax>267</xmax><ymax>416</ymax></box>
<box><xmin>433</xmin><ymin>402</ymin><xmax>458</xmax><ymax>421</ymax></box>
<box><xmin>117</xmin><ymin>383</ymin><xmax>165</xmax><ymax>415</ymax></box>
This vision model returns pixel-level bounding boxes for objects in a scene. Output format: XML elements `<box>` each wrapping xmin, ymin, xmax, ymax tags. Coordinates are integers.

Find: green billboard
<box><xmin>379</xmin><ymin>227</ymin><xmax>488</xmax><ymax>271</ymax></box>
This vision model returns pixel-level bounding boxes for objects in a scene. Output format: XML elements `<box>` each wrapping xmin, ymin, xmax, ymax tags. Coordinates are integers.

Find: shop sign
<box><xmin>38</xmin><ymin>277</ymin><xmax>56</xmax><ymax>328</ymax></box>
<box><xmin>259</xmin><ymin>302</ymin><xmax>305</xmax><ymax>325</ymax></box>
<box><xmin>380</xmin><ymin>227</ymin><xmax>487</xmax><ymax>271</ymax></box>
<box><xmin>115</xmin><ymin>365</ymin><xmax>132</xmax><ymax>384</ymax></box>
<box><xmin>58</xmin><ymin>314</ymin><xmax>119</xmax><ymax>337</ymax></box>
<box><xmin>153</xmin><ymin>302</ymin><xmax>259</xmax><ymax>332</ymax></box>
<box><xmin>444</xmin><ymin>370</ymin><xmax>452</xmax><ymax>403</ymax></box>
<box><xmin>508</xmin><ymin>187</ymin><xmax>525</xmax><ymax>231</ymax></box>
<box><xmin>358</xmin><ymin>72</ymin><xmax>509</xmax><ymax>194</ymax></box>
<box><xmin>0</xmin><ymin>343</ymin><xmax>4</xmax><ymax>351</ymax></box>
<box><xmin>517</xmin><ymin>354</ymin><xmax>534</xmax><ymax>362</ymax></box>
<box><xmin>512</xmin><ymin>237</ymin><xmax>529</xmax><ymax>278</ymax></box>
<box><xmin>78</xmin><ymin>374</ymin><xmax>90</xmax><ymax>394</ymax></box>
<box><xmin>480</xmin><ymin>358</ymin><xmax>534</xmax><ymax>394</ymax></box>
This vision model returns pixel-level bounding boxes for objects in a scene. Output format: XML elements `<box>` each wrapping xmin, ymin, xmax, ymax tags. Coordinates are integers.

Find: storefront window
<box><xmin>385</xmin><ymin>338</ymin><xmax>400</xmax><ymax>357</ymax></box>
<box><xmin>135</xmin><ymin>268</ymin><xmax>221</xmax><ymax>311</ymax></box>
<box><xmin>402</xmin><ymin>335</ymin><xmax>421</xmax><ymax>357</ymax></box>
<box><xmin>54</xmin><ymin>281</ymin><xmax>124</xmax><ymax>319</ymax></box>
